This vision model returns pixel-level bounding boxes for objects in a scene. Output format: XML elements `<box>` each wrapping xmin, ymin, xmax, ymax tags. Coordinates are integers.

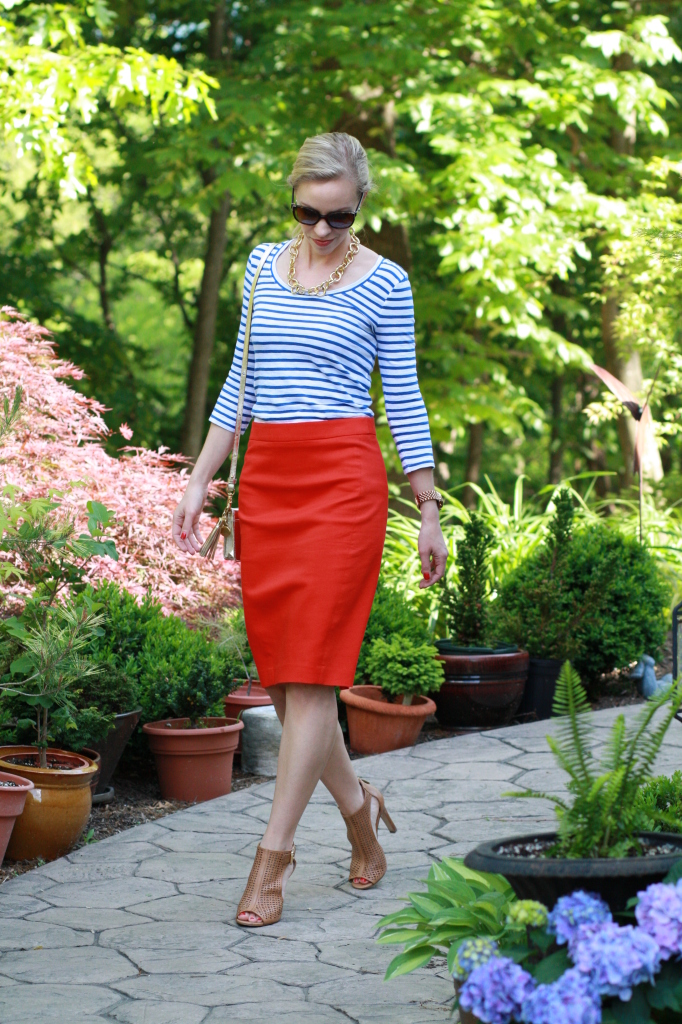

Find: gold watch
<box><xmin>415</xmin><ymin>488</ymin><xmax>444</xmax><ymax>511</ymax></box>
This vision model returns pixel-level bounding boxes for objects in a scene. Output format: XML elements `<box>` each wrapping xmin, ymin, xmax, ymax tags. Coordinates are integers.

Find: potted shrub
<box><xmin>465</xmin><ymin>663</ymin><xmax>682</xmax><ymax>912</ymax></box>
<box><xmin>142</xmin><ymin>646</ymin><xmax>243</xmax><ymax>803</ymax></box>
<box><xmin>491</xmin><ymin>490</ymin><xmax>670</xmax><ymax>713</ymax></box>
<box><xmin>434</xmin><ymin>514</ymin><xmax>528</xmax><ymax>728</ymax></box>
<box><xmin>0</xmin><ymin>596</ymin><xmax>100</xmax><ymax>860</ymax></box>
<box><xmin>0</xmin><ymin>771</ymin><xmax>34</xmax><ymax>866</ymax></box>
<box><xmin>340</xmin><ymin>635</ymin><xmax>442</xmax><ymax>754</ymax></box>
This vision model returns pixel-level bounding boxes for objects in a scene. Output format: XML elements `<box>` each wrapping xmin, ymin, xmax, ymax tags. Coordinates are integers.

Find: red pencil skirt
<box><xmin>238</xmin><ymin>418</ymin><xmax>388</xmax><ymax>689</ymax></box>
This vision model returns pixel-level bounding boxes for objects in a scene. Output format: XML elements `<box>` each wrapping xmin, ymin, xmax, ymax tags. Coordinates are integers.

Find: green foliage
<box><xmin>210</xmin><ymin>607</ymin><xmax>255</xmax><ymax>683</ymax></box>
<box><xmin>491</xmin><ymin>509</ymin><xmax>670</xmax><ymax>685</ymax></box>
<box><xmin>1</xmin><ymin>492</ymin><xmax>118</xmax><ymax>605</ymax></box>
<box><xmin>637</xmin><ymin>772</ymin><xmax>682</xmax><ymax>835</ymax></box>
<box><xmin>364</xmin><ymin>636</ymin><xmax>442</xmax><ymax>703</ymax></box>
<box><xmin>355</xmin><ymin>577</ymin><xmax>431</xmax><ymax>684</ymax></box>
<box><xmin>507</xmin><ymin>663</ymin><xmax>682</xmax><ymax>859</ymax></box>
<box><xmin>441</xmin><ymin>513</ymin><xmax>494</xmax><ymax>646</ymax></box>
<box><xmin>0</xmin><ymin>593</ymin><xmax>104</xmax><ymax>766</ymax></box>
<box><xmin>84</xmin><ymin>582</ymin><xmax>233</xmax><ymax>728</ymax></box>
<box><xmin>377</xmin><ymin>858</ymin><xmax>517</xmax><ymax>978</ymax></box>
<box><xmin>0</xmin><ymin>385</ymin><xmax>22</xmax><ymax>443</ymax></box>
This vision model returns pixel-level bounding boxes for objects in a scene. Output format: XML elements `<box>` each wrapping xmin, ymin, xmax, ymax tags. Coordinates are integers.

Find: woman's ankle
<box><xmin>260</xmin><ymin>831</ymin><xmax>295</xmax><ymax>852</ymax></box>
<box><xmin>339</xmin><ymin>779</ymin><xmax>365</xmax><ymax>818</ymax></box>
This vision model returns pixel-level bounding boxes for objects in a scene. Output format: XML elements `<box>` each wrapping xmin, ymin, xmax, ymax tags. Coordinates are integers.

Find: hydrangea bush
<box><xmin>453</xmin><ymin>882</ymin><xmax>682</xmax><ymax>1024</ymax></box>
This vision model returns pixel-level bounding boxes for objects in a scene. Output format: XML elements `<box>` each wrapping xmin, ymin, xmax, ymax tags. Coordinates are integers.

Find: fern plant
<box><xmin>507</xmin><ymin>662</ymin><xmax>682</xmax><ymax>858</ymax></box>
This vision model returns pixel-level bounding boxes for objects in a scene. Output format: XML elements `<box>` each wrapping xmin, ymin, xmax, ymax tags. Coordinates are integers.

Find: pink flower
<box><xmin>119</xmin><ymin>423</ymin><xmax>133</xmax><ymax>440</ymax></box>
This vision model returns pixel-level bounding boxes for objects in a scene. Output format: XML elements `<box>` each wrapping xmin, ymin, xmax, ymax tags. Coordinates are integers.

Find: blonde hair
<box><xmin>288</xmin><ymin>133</ymin><xmax>375</xmax><ymax>197</ymax></box>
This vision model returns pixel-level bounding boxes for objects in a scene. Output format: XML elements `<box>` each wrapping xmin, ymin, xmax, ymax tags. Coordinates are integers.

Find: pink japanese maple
<box><xmin>0</xmin><ymin>309</ymin><xmax>239</xmax><ymax>618</ymax></box>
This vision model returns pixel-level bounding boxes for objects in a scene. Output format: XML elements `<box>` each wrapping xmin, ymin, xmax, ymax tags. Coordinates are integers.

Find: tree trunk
<box><xmin>548</xmin><ymin>374</ymin><xmax>564</xmax><ymax>484</ymax></box>
<box><xmin>180</xmin><ymin>189</ymin><xmax>231</xmax><ymax>458</ymax></box>
<box><xmin>462</xmin><ymin>422</ymin><xmax>484</xmax><ymax>509</ymax></box>
<box><xmin>180</xmin><ymin>2</ymin><xmax>230</xmax><ymax>459</ymax></box>
<box><xmin>335</xmin><ymin>102</ymin><xmax>412</xmax><ymax>271</ymax></box>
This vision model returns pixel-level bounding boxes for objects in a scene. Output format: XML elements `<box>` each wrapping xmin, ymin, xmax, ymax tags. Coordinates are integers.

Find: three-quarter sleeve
<box><xmin>209</xmin><ymin>246</ymin><xmax>265</xmax><ymax>435</ymax></box>
<box><xmin>375</xmin><ymin>273</ymin><xmax>435</xmax><ymax>472</ymax></box>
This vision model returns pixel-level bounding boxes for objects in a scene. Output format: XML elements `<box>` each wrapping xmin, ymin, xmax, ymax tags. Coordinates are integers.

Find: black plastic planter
<box><xmin>516</xmin><ymin>658</ymin><xmax>563</xmax><ymax>722</ymax></box>
<box><xmin>89</xmin><ymin>708</ymin><xmax>142</xmax><ymax>794</ymax></box>
<box><xmin>464</xmin><ymin>831</ymin><xmax>682</xmax><ymax>912</ymax></box>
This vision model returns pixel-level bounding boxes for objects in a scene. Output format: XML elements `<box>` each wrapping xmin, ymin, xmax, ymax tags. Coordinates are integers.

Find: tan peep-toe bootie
<box><xmin>236</xmin><ymin>843</ymin><xmax>296</xmax><ymax>927</ymax></box>
<box><xmin>342</xmin><ymin>779</ymin><xmax>397</xmax><ymax>890</ymax></box>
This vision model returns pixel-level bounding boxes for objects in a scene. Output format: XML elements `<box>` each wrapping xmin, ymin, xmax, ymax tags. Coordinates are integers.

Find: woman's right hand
<box><xmin>172</xmin><ymin>481</ymin><xmax>208</xmax><ymax>555</ymax></box>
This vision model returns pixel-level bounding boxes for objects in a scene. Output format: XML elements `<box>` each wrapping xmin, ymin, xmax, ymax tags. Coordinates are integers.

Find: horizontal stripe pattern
<box><xmin>209</xmin><ymin>241</ymin><xmax>435</xmax><ymax>472</ymax></box>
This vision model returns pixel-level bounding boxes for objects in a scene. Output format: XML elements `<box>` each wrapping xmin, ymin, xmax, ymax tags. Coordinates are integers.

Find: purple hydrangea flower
<box><xmin>459</xmin><ymin>955</ymin><xmax>535</xmax><ymax>1024</ymax></box>
<box><xmin>571</xmin><ymin>922</ymin><xmax>661</xmax><ymax>1000</ymax></box>
<box><xmin>635</xmin><ymin>882</ymin><xmax>682</xmax><ymax>959</ymax></box>
<box><xmin>547</xmin><ymin>891</ymin><xmax>612</xmax><ymax>949</ymax></box>
<box><xmin>520</xmin><ymin>968</ymin><xmax>601</xmax><ymax>1024</ymax></box>
<box><xmin>452</xmin><ymin>937</ymin><xmax>499</xmax><ymax>981</ymax></box>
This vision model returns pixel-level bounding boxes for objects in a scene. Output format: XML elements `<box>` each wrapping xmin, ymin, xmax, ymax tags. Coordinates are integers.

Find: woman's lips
<box><xmin>313</xmin><ymin>238</ymin><xmax>333</xmax><ymax>246</ymax></box>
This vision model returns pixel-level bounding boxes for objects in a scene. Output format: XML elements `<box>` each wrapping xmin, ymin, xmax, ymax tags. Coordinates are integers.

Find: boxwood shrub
<box><xmin>491</xmin><ymin>522</ymin><xmax>670</xmax><ymax>687</ymax></box>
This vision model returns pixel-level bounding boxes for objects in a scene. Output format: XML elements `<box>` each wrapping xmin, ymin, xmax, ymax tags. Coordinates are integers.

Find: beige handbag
<box><xmin>200</xmin><ymin>243</ymin><xmax>275</xmax><ymax>560</ymax></box>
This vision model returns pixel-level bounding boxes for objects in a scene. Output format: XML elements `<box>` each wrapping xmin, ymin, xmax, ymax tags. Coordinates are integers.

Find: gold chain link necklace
<box><xmin>288</xmin><ymin>229</ymin><xmax>360</xmax><ymax>297</ymax></box>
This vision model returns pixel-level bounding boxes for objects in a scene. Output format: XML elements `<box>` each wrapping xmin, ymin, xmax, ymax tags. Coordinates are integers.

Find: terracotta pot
<box><xmin>0</xmin><ymin>771</ymin><xmax>34</xmax><ymax>867</ymax></box>
<box><xmin>89</xmin><ymin>708</ymin><xmax>142</xmax><ymax>793</ymax></box>
<box><xmin>339</xmin><ymin>685</ymin><xmax>436</xmax><ymax>755</ymax></box>
<box><xmin>223</xmin><ymin>683</ymin><xmax>272</xmax><ymax>755</ymax></box>
<box><xmin>80</xmin><ymin>748</ymin><xmax>102</xmax><ymax>795</ymax></box>
<box><xmin>0</xmin><ymin>747</ymin><xmax>96</xmax><ymax>862</ymax></box>
<box><xmin>143</xmin><ymin>717</ymin><xmax>244</xmax><ymax>803</ymax></box>
<box><xmin>433</xmin><ymin>649</ymin><xmax>529</xmax><ymax>728</ymax></box>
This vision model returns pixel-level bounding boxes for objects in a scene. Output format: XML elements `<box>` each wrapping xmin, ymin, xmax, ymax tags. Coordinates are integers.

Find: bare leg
<box><xmin>268</xmin><ymin>685</ymin><xmax>372</xmax><ymax>887</ymax></box>
<box><xmin>268</xmin><ymin>686</ymin><xmax>364</xmax><ymax>816</ymax></box>
<box><xmin>238</xmin><ymin>683</ymin><xmax>354</xmax><ymax>924</ymax></box>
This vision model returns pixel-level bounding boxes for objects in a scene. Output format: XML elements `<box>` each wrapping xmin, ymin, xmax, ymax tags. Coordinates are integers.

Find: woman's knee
<box><xmin>285</xmin><ymin>683</ymin><xmax>337</xmax><ymax>716</ymax></box>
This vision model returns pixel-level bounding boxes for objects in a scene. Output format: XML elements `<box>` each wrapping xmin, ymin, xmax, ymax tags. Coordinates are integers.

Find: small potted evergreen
<box><xmin>340</xmin><ymin>635</ymin><xmax>442</xmax><ymax>755</ymax></box>
<box><xmin>491</xmin><ymin>490</ymin><xmax>670</xmax><ymax>713</ymax></box>
<box><xmin>142</xmin><ymin>650</ymin><xmax>243</xmax><ymax>803</ymax></box>
<box><xmin>434</xmin><ymin>514</ymin><xmax>528</xmax><ymax>728</ymax></box>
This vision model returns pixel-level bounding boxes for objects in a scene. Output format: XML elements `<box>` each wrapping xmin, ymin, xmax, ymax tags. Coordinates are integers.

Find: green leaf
<box><xmin>529</xmin><ymin>948</ymin><xmax>571</xmax><ymax>984</ymax></box>
<box><xmin>663</xmin><ymin>858</ymin><xmax>682</xmax><ymax>885</ymax></box>
<box><xmin>611</xmin><ymin>988</ymin><xmax>653</xmax><ymax>1023</ymax></box>
<box><xmin>383</xmin><ymin>944</ymin><xmax>439</xmax><ymax>980</ymax></box>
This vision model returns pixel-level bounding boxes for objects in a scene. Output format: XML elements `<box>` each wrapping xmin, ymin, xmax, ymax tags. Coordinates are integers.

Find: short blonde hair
<box><xmin>288</xmin><ymin>133</ymin><xmax>375</xmax><ymax>197</ymax></box>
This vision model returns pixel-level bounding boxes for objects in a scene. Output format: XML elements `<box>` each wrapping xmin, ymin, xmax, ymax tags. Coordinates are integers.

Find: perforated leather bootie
<box><xmin>236</xmin><ymin>843</ymin><xmax>296</xmax><ymax>927</ymax></box>
<box><xmin>342</xmin><ymin>779</ymin><xmax>397</xmax><ymax>889</ymax></box>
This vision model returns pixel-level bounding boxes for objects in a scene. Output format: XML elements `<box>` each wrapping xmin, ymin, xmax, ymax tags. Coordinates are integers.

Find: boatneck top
<box><xmin>209</xmin><ymin>241</ymin><xmax>435</xmax><ymax>473</ymax></box>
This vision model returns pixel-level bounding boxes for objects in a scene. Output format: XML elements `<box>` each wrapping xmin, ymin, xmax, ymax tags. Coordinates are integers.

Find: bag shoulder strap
<box><xmin>227</xmin><ymin>243</ymin><xmax>276</xmax><ymax>498</ymax></box>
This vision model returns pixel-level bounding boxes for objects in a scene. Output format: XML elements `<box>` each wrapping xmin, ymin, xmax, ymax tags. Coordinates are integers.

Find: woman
<box><xmin>172</xmin><ymin>132</ymin><xmax>448</xmax><ymax>927</ymax></box>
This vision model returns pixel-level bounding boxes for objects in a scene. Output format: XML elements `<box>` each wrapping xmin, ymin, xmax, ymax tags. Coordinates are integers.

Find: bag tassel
<box><xmin>199</xmin><ymin>505</ymin><xmax>234</xmax><ymax>560</ymax></box>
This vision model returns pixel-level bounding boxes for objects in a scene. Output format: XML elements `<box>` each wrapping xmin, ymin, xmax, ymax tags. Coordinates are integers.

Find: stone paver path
<box><xmin>2</xmin><ymin>706</ymin><xmax>682</xmax><ymax>1024</ymax></box>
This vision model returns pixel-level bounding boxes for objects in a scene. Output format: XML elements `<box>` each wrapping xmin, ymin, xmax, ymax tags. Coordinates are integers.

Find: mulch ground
<box><xmin>1</xmin><ymin>633</ymin><xmax>673</xmax><ymax>884</ymax></box>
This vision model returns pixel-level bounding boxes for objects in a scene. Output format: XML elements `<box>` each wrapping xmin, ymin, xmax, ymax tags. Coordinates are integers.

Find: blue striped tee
<box><xmin>209</xmin><ymin>241</ymin><xmax>435</xmax><ymax>472</ymax></box>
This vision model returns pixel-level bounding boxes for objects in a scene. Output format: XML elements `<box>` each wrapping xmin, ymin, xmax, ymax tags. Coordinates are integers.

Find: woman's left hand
<box><xmin>418</xmin><ymin>504</ymin><xmax>448</xmax><ymax>588</ymax></box>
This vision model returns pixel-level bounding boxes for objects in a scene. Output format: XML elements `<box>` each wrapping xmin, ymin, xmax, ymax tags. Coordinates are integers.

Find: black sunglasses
<box><xmin>291</xmin><ymin>188</ymin><xmax>363</xmax><ymax>230</ymax></box>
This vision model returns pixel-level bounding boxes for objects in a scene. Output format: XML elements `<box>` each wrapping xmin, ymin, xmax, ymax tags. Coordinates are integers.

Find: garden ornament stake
<box><xmin>589</xmin><ymin>362</ymin><xmax>660</xmax><ymax>542</ymax></box>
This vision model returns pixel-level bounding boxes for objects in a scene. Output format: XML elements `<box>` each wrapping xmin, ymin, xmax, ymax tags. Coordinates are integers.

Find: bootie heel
<box><xmin>342</xmin><ymin>779</ymin><xmax>397</xmax><ymax>890</ymax></box>
<box><xmin>236</xmin><ymin>843</ymin><xmax>296</xmax><ymax>927</ymax></box>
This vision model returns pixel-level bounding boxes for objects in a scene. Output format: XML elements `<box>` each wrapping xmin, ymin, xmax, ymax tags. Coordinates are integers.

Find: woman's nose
<box><xmin>312</xmin><ymin>220</ymin><xmax>332</xmax><ymax>238</ymax></box>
